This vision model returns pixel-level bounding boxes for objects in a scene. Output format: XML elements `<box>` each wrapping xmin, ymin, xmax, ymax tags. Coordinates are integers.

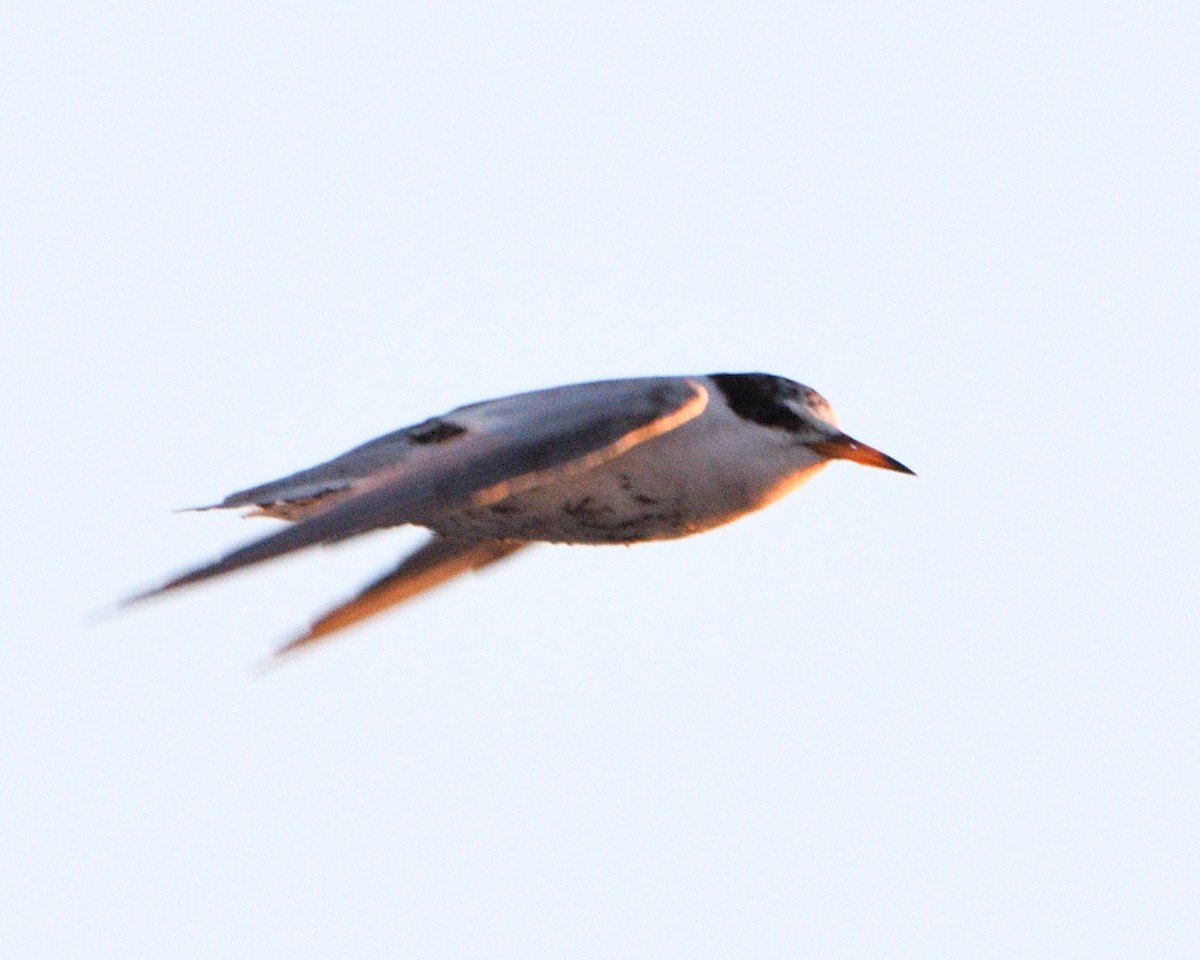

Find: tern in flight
<box><xmin>126</xmin><ymin>373</ymin><xmax>913</xmax><ymax>659</ymax></box>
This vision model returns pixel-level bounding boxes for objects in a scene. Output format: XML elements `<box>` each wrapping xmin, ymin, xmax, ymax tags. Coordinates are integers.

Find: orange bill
<box><xmin>806</xmin><ymin>434</ymin><xmax>915</xmax><ymax>475</ymax></box>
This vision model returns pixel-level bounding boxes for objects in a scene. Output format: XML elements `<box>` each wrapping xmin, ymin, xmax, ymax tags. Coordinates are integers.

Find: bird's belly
<box><xmin>423</xmin><ymin>439</ymin><xmax>824</xmax><ymax>545</ymax></box>
<box><xmin>425</xmin><ymin>468</ymin><xmax>698</xmax><ymax>543</ymax></box>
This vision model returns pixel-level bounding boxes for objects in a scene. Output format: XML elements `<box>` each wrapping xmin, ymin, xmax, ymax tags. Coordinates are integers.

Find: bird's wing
<box><xmin>208</xmin><ymin>419</ymin><xmax>471</xmax><ymax>514</ymax></box>
<box><xmin>267</xmin><ymin>536</ymin><xmax>528</xmax><ymax>661</ymax></box>
<box><xmin>127</xmin><ymin>376</ymin><xmax>707</xmax><ymax>603</ymax></box>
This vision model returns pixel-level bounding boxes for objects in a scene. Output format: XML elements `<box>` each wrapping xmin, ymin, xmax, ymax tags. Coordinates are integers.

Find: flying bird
<box><xmin>126</xmin><ymin>373</ymin><xmax>913</xmax><ymax>659</ymax></box>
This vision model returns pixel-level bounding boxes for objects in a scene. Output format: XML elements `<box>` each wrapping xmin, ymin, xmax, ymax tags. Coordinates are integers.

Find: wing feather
<box><xmin>207</xmin><ymin>420</ymin><xmax>465</xmax><ymax>512</ymax></box>
<box><xmin>127</xmin><ymin>377</ymin><xmax>706</xmax><ymax>603</ymax></box>
<box><xmin>268</xmin><ymin>537</ymin><xmax>527</xmax><ymax>660</ymax></box>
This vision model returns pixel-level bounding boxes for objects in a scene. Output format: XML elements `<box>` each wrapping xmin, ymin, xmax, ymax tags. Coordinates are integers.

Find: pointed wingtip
<box><xmin>94</xmin><ymin>575</ymin><xmax>195</xmax><ymax>629</ymax></box>
<box><xmin>246</xmin><ymin>626</ymin><xmax>324</xmax><ymax>679</ymax></box>
<box><xmin>117</xmin><ymin>570</ymin><xmax>201</xmax><ymax>609</ymax></box>
<box><xmin>116</xmin><ymin>583</ymin><xmax>168</xmax><ymax>610</ymax></box>
<box><xmin>246</xmin><ymin>652</ymin><xmax>289</xmax><ymax>681</ymax></box>
<box><xmin>271</xmin><ymin>631</ymin><xmax>316</xmax><ymax>661</ymax></box>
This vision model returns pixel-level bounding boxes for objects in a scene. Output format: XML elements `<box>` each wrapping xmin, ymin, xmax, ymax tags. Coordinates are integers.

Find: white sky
<box><xmin>3</xmin><ymin>2</ymin><xmax>1197</xmax><ymax>957</ymax></box>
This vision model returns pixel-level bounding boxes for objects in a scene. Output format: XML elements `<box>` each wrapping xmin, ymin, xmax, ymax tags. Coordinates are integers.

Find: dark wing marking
<box><xmin>267</xmin><ymin>537</ymin><xmax>527</xmax><ymax>661</ymax></box>
<box><xmin>125</xmin><ymin>377</ymin><xmax>707</xmax><ymax>603</ymax></box>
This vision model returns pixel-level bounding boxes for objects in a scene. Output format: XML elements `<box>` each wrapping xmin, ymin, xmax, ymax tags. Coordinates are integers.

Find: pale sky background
<box><xmin>3</xmin><ymin>2</ymin><xmax>1197</xmax><ymax>957</ymax></box>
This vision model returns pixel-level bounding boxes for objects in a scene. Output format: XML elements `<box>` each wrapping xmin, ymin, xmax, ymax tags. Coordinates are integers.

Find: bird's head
<box><xmin>709</xmin><ymin>372</ymin><xmax>915</xmax><ymax>475</ymax></box>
